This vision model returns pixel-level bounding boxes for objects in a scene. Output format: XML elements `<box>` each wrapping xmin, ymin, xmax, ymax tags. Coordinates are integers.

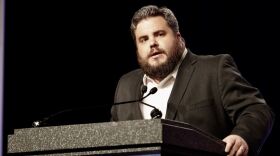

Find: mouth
<box><xmin>151</xmin><ymin>51</ymin><xmax>162</xmax><ymax>56</ymax></box>
<box><xmin>149</xmin><ymin>48</ymin><xmax>165</xmax><ymax>58</ymax></box>
<box><xmin>149</xmin><ymin>52</ymin><xmax>164</xmax><ymax>59</ymax></box>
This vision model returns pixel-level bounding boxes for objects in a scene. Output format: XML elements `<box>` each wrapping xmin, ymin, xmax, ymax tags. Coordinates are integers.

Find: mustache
<box><xmin>148</xmin><ymin>48</ymin><xmax>165</xmax><ymax>57</ymax></box>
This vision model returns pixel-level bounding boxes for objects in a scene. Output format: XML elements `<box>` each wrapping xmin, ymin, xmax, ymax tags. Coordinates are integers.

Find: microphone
<box><xmin>114</xmin><ymin>86</ymin><xmax>162</xmax><ymax>119</ymax></box>
<box><xmin>32</xmin><ymin>86</ymin><xmax>161</xmax><ymax>127</ymax></box>
<box><xmin>140</xmin><ymin>86</ymin><xmax>162</xmax><ymax>118</ymax></box>
<box><xmin>32</xmin><ymin>108</ymin><xmax>76</xmax><ymax>127</ymax></box>
<box><xmin>140</xmin><ymin>101</ymin><xmax>162</xmax><ymax>119</ymax></box>
<box><xmin>141</xmin><ymin>85</ymin><xmax>147</xmax><ymax>95</ymax></box>
<box><xmin>113</xmin><ymin>86</ymin><xmax>157</xmax><ymax>105</ymax></box>
<box><xmin>32</xmin><ymin>104</ymin><xmax>111</xmax><ymax>127</ymax></box>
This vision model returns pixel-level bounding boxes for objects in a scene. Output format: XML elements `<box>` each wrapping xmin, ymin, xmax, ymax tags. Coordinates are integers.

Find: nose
<box><xmin>149</xmin><ymin>37</ymin><xmax>158</xmax><ymax>48</ymax></box>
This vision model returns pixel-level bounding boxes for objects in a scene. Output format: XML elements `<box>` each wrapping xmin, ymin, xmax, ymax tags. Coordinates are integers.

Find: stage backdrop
<box><xmin>3</xmin><ymin>0</ymin><xmax>279</xmax><ymax>156</ymax></box>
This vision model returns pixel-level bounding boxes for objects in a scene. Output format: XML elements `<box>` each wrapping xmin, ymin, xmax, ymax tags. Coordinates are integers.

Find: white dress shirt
<box><xmin>141</xmin><ymin>48</ymin><xmax>188</xmax><ymax>119</ymax></box>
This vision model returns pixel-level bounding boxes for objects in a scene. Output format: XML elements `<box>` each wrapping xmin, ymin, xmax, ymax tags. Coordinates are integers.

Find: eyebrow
<box><xmin>137</xmin><ymin>30</ymin><xmax>166</xmax><ymax>40</ymax></box>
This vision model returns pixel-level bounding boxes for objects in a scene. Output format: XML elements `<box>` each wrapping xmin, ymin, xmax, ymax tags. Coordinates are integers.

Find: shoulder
<box><xmin>184</xmin><ymin>51</ymin><xmax>238</xmax><ymax>77</ymax></box>
<box><xmin>190</xmin><ymin>52</ymin><xmax>235</xmax><ymax>68</ymax></box>
<box><xmin>114</xmin><ymin>69</ymin><xmax>144</xmax><ymax>100</ymax></box>
<box><xmin>195</xmin><ymin>53</ymin><xmax>234</xmax><ymax>63</ymax></box>
<box><xmin>119</xmin><ymin>68</ymin><xmax>144</xmax><ymax>81</ymax></box>
<box><xmin>117</xmin><ymin>68</ymin><xmax>144</xmax><ymax>88</ymax></box>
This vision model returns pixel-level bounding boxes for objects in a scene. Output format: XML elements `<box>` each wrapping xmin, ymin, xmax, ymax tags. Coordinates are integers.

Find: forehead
<box><xmin>135</xmin><ymin>16</ymin><xmax>171</xmax><ymax>37</ymax></box>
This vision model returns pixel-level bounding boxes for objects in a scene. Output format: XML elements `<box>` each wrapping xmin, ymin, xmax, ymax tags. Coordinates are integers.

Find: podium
<box><xmin>7</xmin><ymin>119</ymin><xmax>226</xmax><ymax>156</ymax></box>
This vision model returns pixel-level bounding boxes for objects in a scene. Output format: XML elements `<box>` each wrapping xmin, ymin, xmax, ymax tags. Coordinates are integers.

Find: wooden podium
<box><xmin>7</xmin><ymin>119</ymin><xmax>226</xmax><ymax>156</ymax></box>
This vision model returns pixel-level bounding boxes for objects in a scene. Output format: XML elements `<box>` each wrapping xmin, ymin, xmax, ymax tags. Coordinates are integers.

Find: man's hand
<box><xmin>223</xmin><ymin>134</ymin><xmax>249</xmax><ymax>156</ymax></box>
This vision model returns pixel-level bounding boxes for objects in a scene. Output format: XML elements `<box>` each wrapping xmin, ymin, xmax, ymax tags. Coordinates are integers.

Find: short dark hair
<box><xmin>130</xmin><ymin>5</ymin><xmax>180</xmax><ymax>41</ymax></box>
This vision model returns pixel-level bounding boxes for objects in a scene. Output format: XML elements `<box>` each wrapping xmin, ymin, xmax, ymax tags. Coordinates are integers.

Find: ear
<box><xmin>176</xmin><ymin>32</ymin><xmax>183</xmax><ymax>42</ymax></box>
<box><xmin>176</xmin><ymin>32</ymin><xmax>186</xmax><ymax>48</ymax></box>
<box><xmin>175</xmin><ymin>32</ymin><xmax>183</xmax><ymax>42</ymax></box>
<box><xmin>176</xmin><ymin>32</ymin><xmax>181</xmax><ymax>38</ymax></box>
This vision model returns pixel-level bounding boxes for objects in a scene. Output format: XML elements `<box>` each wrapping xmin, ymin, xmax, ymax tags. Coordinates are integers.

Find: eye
<box><xmin>139</xmin><ymin>37</ymin><xmax>148</xmax><ymax>43</ymax></box>
<box><xmin>156</xmin><ymin>31</ymin><xmax>165</xmax><ymax>37</ymax></box>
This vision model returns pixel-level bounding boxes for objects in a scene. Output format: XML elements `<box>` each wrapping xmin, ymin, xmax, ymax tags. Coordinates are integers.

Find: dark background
<box><xmin>3</xmin><ymin>0</ymin><xmax>279</xmax><ymax>155</ymax></box>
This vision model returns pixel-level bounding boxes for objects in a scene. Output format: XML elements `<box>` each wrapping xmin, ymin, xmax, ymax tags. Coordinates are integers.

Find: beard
<box><xmin>137</xmin><ymin>41</ymin><xmax>184</xmax><ymax>81</ymax></box>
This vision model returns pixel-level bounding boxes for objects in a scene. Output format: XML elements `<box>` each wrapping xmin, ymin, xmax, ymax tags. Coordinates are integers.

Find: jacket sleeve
<box><xmin>218</xmin><ymin>54</ymin><xmax>275</xmax><ymax>156</ymax></box>
<box><xmin>110</xmin><ymin>76</ymin><xmax>123</xmax><ymax>122</ymax></box>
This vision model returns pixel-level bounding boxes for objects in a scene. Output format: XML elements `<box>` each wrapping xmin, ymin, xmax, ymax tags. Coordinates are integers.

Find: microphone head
<box><xmin>150</xmin><ymin>108</ymin><xmax>162</xmax><ymax>119</ymax></box>
<box><xmin>141</xmin><ymin>85</ymin><xmax>148</xmax><ymax>94</ymax></box>
<box><xmin>139</xmin><ymin>87</ymin><xmax>157</xmax><ymax>101</ymax></box>
<box><xmin>149</xmin><ymin>87</ymin><xmax>158</xmax><ymax>94</ymax></box>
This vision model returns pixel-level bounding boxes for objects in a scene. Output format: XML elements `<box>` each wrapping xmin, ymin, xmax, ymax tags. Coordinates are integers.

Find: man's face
<box><xmin>135</xmin><ymin>16</ymin><xmax>183</xmax><ymax>81</ymax></box>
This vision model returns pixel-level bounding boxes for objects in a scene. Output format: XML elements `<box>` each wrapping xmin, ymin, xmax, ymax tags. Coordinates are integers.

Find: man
<box><xmin>111</xmin><ymin>5</ymin><xmax>274</xmax><ymax>156</ymax></box>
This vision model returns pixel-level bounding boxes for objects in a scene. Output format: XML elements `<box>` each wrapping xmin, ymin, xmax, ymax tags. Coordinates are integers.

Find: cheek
<box><xmin>161</xmin><ymin>39</ymin><xmax>176</xmax><ymax>52</ymax></box>
<box><xmin>158</xmin><ymin>39</ymin><xmax>170</xmax><ymax>49</ymax></box>
<box><xmin>137</xmin><ymin>45</ymin><xmax>149</xmax><ymax>57</ymax></box>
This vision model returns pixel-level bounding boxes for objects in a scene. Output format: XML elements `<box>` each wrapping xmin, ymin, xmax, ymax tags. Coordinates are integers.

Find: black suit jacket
<box><xmin>111</xmin><ymin>51</ymin><xmax>274</xmax><ymax>155</ymax></box>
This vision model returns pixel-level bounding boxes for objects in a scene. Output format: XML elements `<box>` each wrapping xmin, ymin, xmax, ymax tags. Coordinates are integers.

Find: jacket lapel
<box><xmin>166</xmin><ymin>51</ymin><xmax>197</xmax><ymax>119</ymax></box>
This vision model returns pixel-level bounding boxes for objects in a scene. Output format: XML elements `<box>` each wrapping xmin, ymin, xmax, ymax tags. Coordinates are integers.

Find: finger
<box><xmin>228</xmin><ymin>145</ymin><xmax>237</xmax><ymax>156</ymax></box>
<box><xmin>223</xmin><ymin>137</ymin><xmax>234</xmax><ymax>153</ymax></box>
<box><xmin>225</xmin><ymin>142</ymin><xmax>233</xmax><ymax>153</ymax></box>
<box><xmin>236</xmin><ymin>145</ymin><xmax>248</xmax><ymax>156</ymax></box>
<box><xmin>228</xmin><ymin>140</ymin><xmax>242</xmax><ymax>156</ymax></box>
<box><xmin>236</xmin><ymin>146</ymin><xmax>244</xmax><ymax>156</ymax></box>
